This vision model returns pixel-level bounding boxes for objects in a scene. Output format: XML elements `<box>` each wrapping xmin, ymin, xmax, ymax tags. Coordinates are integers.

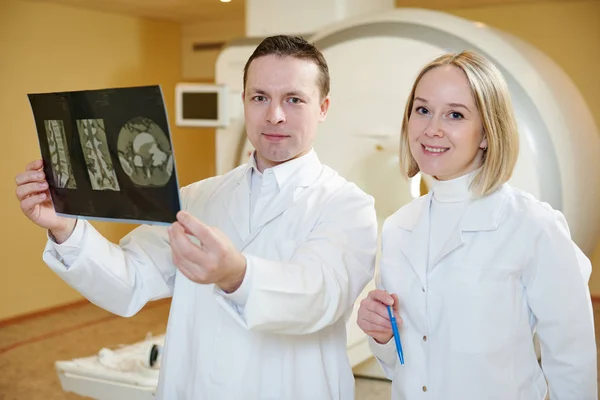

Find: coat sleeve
<box><xmin>521</xmin><ymin>209</ymin><xmax>598</xmax><ymax>399</ymax></box>
<box><xmin>216</xmin><ymin>185</ymin><xmax>378</xmax><ymax>335</ymax></box>
<box><xmin>366</xmin><ymin>217</ymin><xmax>399</xmax><ymax>377</ymax></box>
<box><xmin>368</xmin><ymin>336</ymin><xmax>398</xmax><ymax>379</ymax></box>
<box><xmin>41</xmin><ymin>181</ymin><xmax>208</xmax><ymax>317</ymax></box>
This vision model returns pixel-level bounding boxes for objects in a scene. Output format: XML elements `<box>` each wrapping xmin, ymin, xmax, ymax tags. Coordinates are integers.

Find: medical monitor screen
<box><xmin>182</xmin><ymin>92</ymin><xmax>219</xmax><ymax>120</ymax></box>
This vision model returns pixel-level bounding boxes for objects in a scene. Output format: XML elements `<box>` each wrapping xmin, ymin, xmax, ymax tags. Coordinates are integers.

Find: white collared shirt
<box><xmin>247</xmin><ymin>150</ymin><xmax>315</xmax><ymax>232</ymax></box>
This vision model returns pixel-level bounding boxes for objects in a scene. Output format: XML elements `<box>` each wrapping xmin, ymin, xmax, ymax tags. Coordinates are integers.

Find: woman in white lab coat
<box><xmin>357</xmin><ymin>51</ymin><xmax>597</xmax><ymax>399</ymax></box>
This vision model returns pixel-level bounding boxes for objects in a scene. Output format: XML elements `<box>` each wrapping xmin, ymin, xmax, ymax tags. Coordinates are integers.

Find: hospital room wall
<box><xmin>1</xmin><ymin>0</ymin><xmax>598</xmax><ymax>323</ymax></box>
<box><xmin>0</xmin><ymin>0</ymin><xmax>215</xmax><ymax>321</ymax></box>
<box><xmin>188</xmin><ymin>0</ymin><xmax>600</xmax><ymax>295</ymax></box>
<box><xmin>435</xmin><ymin>0</ymin><xmax>600</xmax><ymax>295</ymax></box>
<box><xmin>185</xmin><ymin>0</ymin><xmax>600</xmax><ymax>296</ymax></box>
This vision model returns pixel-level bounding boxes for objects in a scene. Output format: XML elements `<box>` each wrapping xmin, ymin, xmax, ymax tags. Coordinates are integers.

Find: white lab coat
<box><xmin>43</xmin><ymin>151</ymin><xmax>378</xmax><ymax>400</ymax></box>
<box><xmin>370</xmin><ymin>183</ymin><xmax>597</xmax><ymax>400</ymax></box>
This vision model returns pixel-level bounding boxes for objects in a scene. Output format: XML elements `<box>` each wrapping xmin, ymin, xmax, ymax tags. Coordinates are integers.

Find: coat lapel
<box><xmin>460</xmin><ymin>185</ymin><xmax>508</xmax><ymax>232</ymax></box>
<box><xmin>395</xmin><ymin>184</ymin><xmax>509</xmax><ymax>282</ymax></box>
<box><xmin>395</xmin><ymin>193</ymin><xmax>432</xmax><ymax>287</ymax></box>
<box><xmin>240</xmin><ymin>151</ymin><xmax>324</xmax><ymax>250</ymax></box>
<box><xmin>429</xmin><ymin>184</ymin><xmax>509</xmax><ymax>271</ymax></box>
<box><xmin>429</xmin><ymin>225</ymin><xmax>465</xmax><ymax>270</ymax></box>
<box><xmin>252</xmin><ymin>183</ymin><xmax>295</xmax><ymax>233</ymax></box>
<box><xmin>223</xmin><ymin>174</ymin><xmax>251</xmax><ymax>243</ymax></box>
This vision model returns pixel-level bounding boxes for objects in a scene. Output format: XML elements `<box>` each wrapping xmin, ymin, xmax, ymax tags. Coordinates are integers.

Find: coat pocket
<box><xmin>446</xmin><ymin>264</ymin><xmax>518</xmax><ymax>354</ymax></box>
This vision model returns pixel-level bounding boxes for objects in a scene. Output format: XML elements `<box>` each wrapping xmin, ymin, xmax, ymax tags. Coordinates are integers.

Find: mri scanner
<box><xmin>54</xmin><ymin>3</ymin><xmax>600</xmax><ymax>399</ymax></box>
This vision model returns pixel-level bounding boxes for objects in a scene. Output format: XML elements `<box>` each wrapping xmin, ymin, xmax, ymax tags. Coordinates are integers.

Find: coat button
<box><xmin>422</xmin><ymin>386</ymin><xmax>427</xmax><ymax>392</ymax></box>
<box><xmin>423</xmin><ymin>335</ymin><xmax>427</xmax><ymax>342</ymax></box>
<box><xmin>422</xmin><ymin>286</ymin><xmax>426</xmax><ymax>292</ymax></box>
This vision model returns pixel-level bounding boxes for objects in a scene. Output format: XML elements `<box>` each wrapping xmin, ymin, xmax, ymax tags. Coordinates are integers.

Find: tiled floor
<box><xmin>0</xmin><ymin>300</ymin><xmax>172</xmax><ymax>400</ymax></box>
<box><xmin>355</xmin><ymin>376</ymin><xmax>391</xmax><ymax>399</ymax></box>
<box><xmin>2</xmin><ymin>298</ymin><xmax>599</xmax><ymax>399</ymax></box>
<box><xmin>0</xmin><ymin>299</ymin><xmax>393</xmax><ymax>399</ymax></box>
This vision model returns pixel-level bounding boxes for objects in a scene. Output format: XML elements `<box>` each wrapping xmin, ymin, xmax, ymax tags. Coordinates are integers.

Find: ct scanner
<box><xmin>54</xmin><ymin>5</ymin><xmax>600</xmax><ymax>399</ymax></box>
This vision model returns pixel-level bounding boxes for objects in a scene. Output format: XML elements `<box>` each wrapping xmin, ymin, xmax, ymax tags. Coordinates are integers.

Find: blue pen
<box><xmin>387</xmin><ymin>305</ymin><xmax>405</xmax><ymax>366</ymax></box>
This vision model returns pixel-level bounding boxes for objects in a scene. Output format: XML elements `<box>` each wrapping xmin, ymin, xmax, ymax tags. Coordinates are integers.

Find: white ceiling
<box><xmin>26</xmin><ymin>0</ymin><xmax>556</xmax><ymax>24</ymax></box>
<box><xmin>26</xmin><ymin>0</ymin><xmax>245</xmax><ymax>23</ymax></box>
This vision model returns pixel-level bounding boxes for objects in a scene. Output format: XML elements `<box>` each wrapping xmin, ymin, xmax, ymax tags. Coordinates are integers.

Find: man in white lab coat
<box><xmin>15</xmin><ymin>35</ymin><xmax>378</xmax><ymax>399</ymax></box>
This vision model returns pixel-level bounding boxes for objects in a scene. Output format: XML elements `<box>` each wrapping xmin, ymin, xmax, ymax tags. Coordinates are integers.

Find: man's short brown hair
<box><xmin>243</xmin><ymin>35</ymin><xmax>330</xmax><ymax>100</ymax></box>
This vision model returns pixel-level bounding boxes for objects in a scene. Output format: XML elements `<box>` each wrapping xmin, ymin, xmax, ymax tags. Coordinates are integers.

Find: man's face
<box><xmin>243</xmin><ymin>55</ymin><xmax>330</xmax><ymax>171</ymax></box>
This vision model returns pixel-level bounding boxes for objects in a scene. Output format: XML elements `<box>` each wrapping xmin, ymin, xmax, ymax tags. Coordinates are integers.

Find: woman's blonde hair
<box><xmin>399</xmin><ymin>50</ymin><xmax>519</xmax><ymax>197</ymax></box>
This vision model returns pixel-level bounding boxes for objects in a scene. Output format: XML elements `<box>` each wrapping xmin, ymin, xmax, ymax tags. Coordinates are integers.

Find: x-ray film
<box><xmin>28</xmin><ymin>85</ymin><xmax>181</xmax><ymax>225</ymax></box>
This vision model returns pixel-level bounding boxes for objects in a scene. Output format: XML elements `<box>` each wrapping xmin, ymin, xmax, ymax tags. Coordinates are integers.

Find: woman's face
<box><xmin>407</xmin><ymin>65</ymin><xmax>487</xmax><ymax>181</ymax></box>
